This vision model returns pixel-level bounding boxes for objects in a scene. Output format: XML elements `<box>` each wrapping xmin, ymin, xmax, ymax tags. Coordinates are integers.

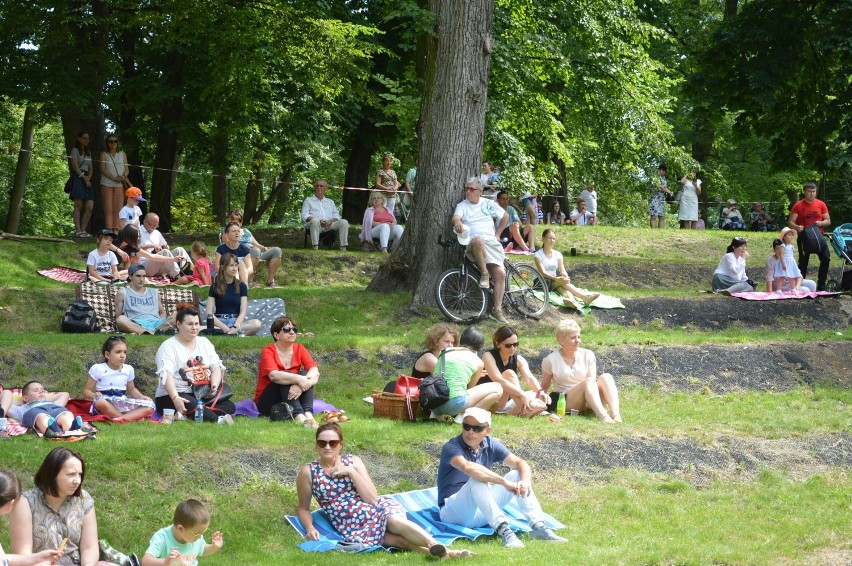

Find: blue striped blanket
<box><xmin>285</xmin><ymin>486</ymin><xmax>564</xmax><ymax>553</ymax></box>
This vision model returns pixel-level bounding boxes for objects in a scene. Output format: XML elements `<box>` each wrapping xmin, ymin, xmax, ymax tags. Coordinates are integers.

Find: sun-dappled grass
<box><xmin>0</xmin><ymin>226</ymin><xmax>850</xmax><ymax>564</ymax></box>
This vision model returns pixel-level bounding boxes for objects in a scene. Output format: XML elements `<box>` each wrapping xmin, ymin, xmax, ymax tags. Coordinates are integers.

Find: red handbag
<box><xmin>394</xmin><ymin>375</ymin><xmax>421</xmax><ymax>398</ymax></box>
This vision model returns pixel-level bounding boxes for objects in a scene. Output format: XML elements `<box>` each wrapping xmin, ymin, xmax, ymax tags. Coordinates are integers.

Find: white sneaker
<box><xmin>496</xmin><ymin>523</ymin><xmax>524</xmax><ymax>548</ymax></box>
<box><xmin>530</xmin><ymin>524</ymin><xmax>567</xmax><ymax>542</ymax></box>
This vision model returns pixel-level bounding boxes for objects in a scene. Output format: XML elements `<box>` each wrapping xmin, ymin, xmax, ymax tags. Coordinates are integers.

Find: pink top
<box><xmin>372</xmin><ymin>207</ymin><xmax>394</xmax><ymax>224</ymax></box>
<box><xmin>190</xmin><ymin>257</ymin><xmax>213</xmax><ymax>285</ymax></box>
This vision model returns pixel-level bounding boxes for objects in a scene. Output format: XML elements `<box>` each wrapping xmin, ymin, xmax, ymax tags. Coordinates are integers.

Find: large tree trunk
<box><xmin>342</xmin><ymin>118</ymin><xmax>377</xmax><ymax>224</ymax></box>
<box><xmin>244</xmin><ymin>152</ymin><xmax>265</xmax><ymax>223</ymax></box>
<box><xmin>4</xmin><ymin>106</ymin><xmax>37</xmax><ymax>234</ymax></box>
<box><xmin>369</xmin><ymin>0</ymin><xmax>494</xmax><ymax>304</ymax></box>
<box><xmin>150</xmin><ymin>52</ymin><xmax>184</xmax><ymax>232</ymax></box>
<box><xmin>268</xmin><ymin>168</ymin><xmax>292</xmax><ymax>224</ymax></box>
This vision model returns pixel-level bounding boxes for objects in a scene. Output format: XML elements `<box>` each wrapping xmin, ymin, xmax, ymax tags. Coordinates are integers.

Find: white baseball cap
<box><xmin>461</xmin><ymin>407</ymin><xmax>492</xmax><ymax>426</ymax></box>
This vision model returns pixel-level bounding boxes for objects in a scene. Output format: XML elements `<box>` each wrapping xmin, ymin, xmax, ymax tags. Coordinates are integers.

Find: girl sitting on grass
<box><xmin>84</xmin><ymin>335</ymin><xmax>155</xmax><ymax>422</ymax></box>
<box><xmin>174</xmin><ymin>241</ymin><xmax>212</xmax><ymax>286</ymax></box>
<box><xmin>86</xmin><ymin>229</ymin><xmax>123</xmax><ymax>283</ymax></box>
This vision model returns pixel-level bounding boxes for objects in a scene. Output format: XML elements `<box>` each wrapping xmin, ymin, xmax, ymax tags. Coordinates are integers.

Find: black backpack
<box><xmin>61</xmin><ymin>300</ymin><xmax>97</xmax><ymax>333</ymax></box>
<box><xmin>418</xmin><ymin>354</ymin><xmax>451</xmax><ymax>411</ymax></box>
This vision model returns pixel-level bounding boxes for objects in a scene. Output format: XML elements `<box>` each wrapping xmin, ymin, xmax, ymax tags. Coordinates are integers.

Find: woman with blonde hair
<box><xmin>541</xmin><ymin>319</ymin><xmax>622</xmax><ymax>422</ymax></box>
<box><xmin>359</xmin><ymin>191</ymin><xmax>404</xmax><ymax>253</ymax></box>
<box><xmin>411</xmin><ymin>323</ymin><xmax>459</xmax><ymax>378</ymax></box>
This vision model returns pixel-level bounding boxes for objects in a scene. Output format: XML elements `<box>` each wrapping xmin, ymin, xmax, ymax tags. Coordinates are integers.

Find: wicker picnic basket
<box><xmin>371</xmin><ymin>390</ymin><xmax>423</xmax><ymax>421</ymax></box>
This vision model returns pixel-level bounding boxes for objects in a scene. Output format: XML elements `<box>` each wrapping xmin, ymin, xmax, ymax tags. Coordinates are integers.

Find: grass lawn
<box><xmin>0</xmin><ymin>225</ymin><xmax>849</xmax><ymax>565</ymax></box>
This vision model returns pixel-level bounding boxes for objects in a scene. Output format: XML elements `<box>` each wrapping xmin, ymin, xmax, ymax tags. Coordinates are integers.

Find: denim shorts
<box><xmin>218</xmin><ymin>314</ymin><xmax>238</xmax><ymax>328</ymax></box>
<box><xmin>132</xmin><ymin>317</ymin><xmax>169</xmax><ymax>333</ymax></box>
<box><xmin>433</xmin><ymin>393</ymin><xmax>468</xmax><ymax>416</ymax></box>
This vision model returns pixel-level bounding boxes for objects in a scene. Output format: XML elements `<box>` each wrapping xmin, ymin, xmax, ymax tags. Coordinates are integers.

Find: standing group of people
<box><xmin>649</xmin><ymin>163</ymin><xmax>702</xmax><ymax>229</ymax></box>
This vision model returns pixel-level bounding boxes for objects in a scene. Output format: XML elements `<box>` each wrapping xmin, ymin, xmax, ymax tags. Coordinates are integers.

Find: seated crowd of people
<box><xmin>0</xmin><ymin>313</ymin><xmax>621</xmax><ymax>561</ymax></box>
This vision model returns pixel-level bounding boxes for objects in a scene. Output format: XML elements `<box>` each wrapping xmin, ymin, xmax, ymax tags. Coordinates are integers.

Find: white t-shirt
<box><xmin>141</xmin><ymin>226</ymin><xmax>168</xmax><ymax>250</ymax></box>
<box><xmin>453</xmin><ymin>198</ymin><xmax>505</xmax><ymax>238</ymax></box>
<box><xmin>88</xmin><ymin>362</ymin><xmax>135</xmax><ymax>393</ymax></box>
<box><xmin>534</xmin><ymin>248</ymin><xmax>563</xmax><ymax>276</ymax></box>
<box><xmin>86</xmin><ymin>249</ymin><xmax>118</xmax><ymax>278</ymax></box>
<box><xmin>119</xmin><ymin>205</ymin><xmax>142</xmax><ymax>226</ymax></box>
<box><xmin>714</xmin><ymin>252</ymin><xmax>747</xmax><ymax>281</ymax></box>
<box><xmin>570</xmin><ymin>209</ymin><xmax>594</xmax><ymax>226</ymax></box>
<box><xmin>155</xmin><ymin>336</ymin><xmax>224</xmax><ymax>397</ymax></box>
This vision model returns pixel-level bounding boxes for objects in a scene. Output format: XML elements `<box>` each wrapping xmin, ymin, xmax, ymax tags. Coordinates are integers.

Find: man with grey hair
<box><xmin>451</xmin><ymin>177</ymin><xmax>510</xmax><ymax>322</ymax></box>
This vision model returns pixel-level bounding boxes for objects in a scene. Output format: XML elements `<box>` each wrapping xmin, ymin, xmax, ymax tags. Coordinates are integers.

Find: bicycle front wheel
<box><xmin>505</xmin><ymin>262</ymin><xmax>549</xmax><ymax>318</ymax></box>
<box><xmin>435</xmin><ymin>268</ymin><xmax>489</xmax><ymax>323</ymax></box>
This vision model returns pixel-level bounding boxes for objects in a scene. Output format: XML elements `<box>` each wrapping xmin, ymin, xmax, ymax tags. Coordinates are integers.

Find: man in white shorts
<box><xmin>451</xmin><ymin>177</ymin><xmax>510</xmax><ymax>323</ymax></box>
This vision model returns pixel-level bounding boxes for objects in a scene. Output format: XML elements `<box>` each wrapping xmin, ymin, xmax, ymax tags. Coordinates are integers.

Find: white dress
<box><xmin>677</xmin><ymin>180</ymin><xmax>699</xmax><ymax>221</ymax></box>
<box><xmin>775</xmin><ymin>243</ymin><xmax>803</xmax><ymax>278</ymax></box>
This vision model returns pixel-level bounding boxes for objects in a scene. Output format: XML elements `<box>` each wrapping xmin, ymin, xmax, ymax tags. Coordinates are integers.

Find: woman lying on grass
<box><xmin>296</xmin><ymin>422</ymin><xmax>473</xmax><ymax>558</ymax></box>
<box><xmin>540</xmin><ymin>319</ymin><xmax>622</xmax><ymax>423</ymax></box>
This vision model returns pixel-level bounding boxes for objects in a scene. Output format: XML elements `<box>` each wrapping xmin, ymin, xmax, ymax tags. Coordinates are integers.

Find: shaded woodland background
<box><xmin>1</xmin><ymin>0</ymin><xmax>850</xmax><ymax>237</ymax></box>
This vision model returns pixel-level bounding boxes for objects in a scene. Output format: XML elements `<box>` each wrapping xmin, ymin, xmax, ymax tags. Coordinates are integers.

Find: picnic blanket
<box><xmin>535</xmin><ymin>289</ymin><xmax>625</xmax><ymax>314</ymax></box>
<box><xmin>150</xmin><ymin>398</ymin><xmax>342</xmax><ymax>421</ymax></box>
<box><xmin>77</xmin><ymin>281</ymin><xmax>200</xmax><ymax>333</ymax></box>
<box><xmin>38</xmin><ymin>266</ymin><xmax>180</xmax><ymax>286</ymax></box>
<box><xmin>285</xmin><ymin>486</ymin><xmax>564</xmax><ymax>553</ymax></box>
<box><xmin>198</xmin><ymin>298</ymin><xmax>286</xmax><ymax>337</ymax></box>
<box><xmin>729</xmin><ymin>290</ymin><xmax>841</xmax><ymax>301</ymax></box>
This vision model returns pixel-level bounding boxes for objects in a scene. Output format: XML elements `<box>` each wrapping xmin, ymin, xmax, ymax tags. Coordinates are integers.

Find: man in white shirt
<box><xmin>452</xmin><ymin>177</ymin><xmax>510</xmax><ymax>323</ymax></box>
<box><xmin>569</xmin><ymin>198</ymin><xmax>597</xmax><ymax>226</ymax></box>
<box><xmin>579</xmin><ymin>182</ymin><xmax>598</xmax><ymax>219</ymax></box>
<box><xmin>301</xmin><ymin>179</ymin><xmax>349</xmax><ymax>250</ymax></box>
<box><xmin>139</xmin><ymin>212</ymin><xmax>189</xmax><ymax>277</ymax></box>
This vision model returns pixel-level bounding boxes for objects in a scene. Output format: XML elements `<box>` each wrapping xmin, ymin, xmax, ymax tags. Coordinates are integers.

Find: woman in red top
<box><xmin>256</xmin><ymin>316</ymin><xmax>320</xmax><ymax>428</ymax></box>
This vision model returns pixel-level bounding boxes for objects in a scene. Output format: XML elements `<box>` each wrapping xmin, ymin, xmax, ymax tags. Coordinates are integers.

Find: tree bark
<box><xmin>150</xmin><ymin>51</ymin><xmax>184</xmax><ymax>232</ymax></box>
<box><xmin>5</xmin><ymin>106</ymin><xmax>37</xmax><ymax>234</ymax></box>
<box><xmin>268</xmin><ymin>168</ymin><xmax>292</xmax><ymax>224</ymax></box>
<box><xmin>368</xmin><ymin>0</ymin><xmax>494</xmax><ymax>304</ymax></box>
<box><xmin>244</xmin><ymin>152</ymin><xmax>265</xmax><ymax>223</ymax></box>
<box><xmin>342</xmin><ymin>118</ymin><xmax>377</xmax><ymax>224</ymax></box>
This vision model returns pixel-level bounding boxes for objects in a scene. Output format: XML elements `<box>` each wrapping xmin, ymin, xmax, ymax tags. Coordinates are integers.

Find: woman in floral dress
<box><xmin>296</xmin><ymin>423</ymin><xmax>472</xmax><ymax>558</ymax></box>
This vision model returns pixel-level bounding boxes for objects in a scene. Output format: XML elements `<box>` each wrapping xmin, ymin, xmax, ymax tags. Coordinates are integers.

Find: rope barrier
<box><xmin>0</xmin><ymin>142</ymin><xmax>845</xmax><ymax>207</ymax></box>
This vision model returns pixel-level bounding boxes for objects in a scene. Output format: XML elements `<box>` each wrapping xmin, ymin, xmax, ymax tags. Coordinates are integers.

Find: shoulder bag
<box><xmin>418</xmin><ymin>354</ymin><xmax>451</xmax><ymax>411</ymax></box>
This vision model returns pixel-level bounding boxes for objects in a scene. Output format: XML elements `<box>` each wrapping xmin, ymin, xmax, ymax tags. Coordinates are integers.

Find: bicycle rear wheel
<box><xmin>435</xmin><ymin>268</ymin><xmax>489</xmax><ymax>323</ymax></box>
<box><xmin>505</xmin><ymin>262</ymin><xmax>549</xmax><ymax>318</ymax></box>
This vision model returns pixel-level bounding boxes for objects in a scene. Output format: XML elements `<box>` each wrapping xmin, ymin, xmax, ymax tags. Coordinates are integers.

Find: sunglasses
<box><xmin>186</xmin><ymin>527</ymin><xmax>208</xmax><ymax>538</ymax></box>
<box><xmin>280</xmin><ymin>326</ymin><xmax>297</xmax><ymax>333</ymax></box>
<box><xmin>462</xmin><ymin>423</ymin><xmax>487</xmax><ymax>432</ymax></box>
<box><xmin>501</xmin><ymin>342</ymin><xmax>519</xmax><ymax>349</ymax></box>
<box><xmin>107</xmin><ymin>139</ymin><xmax>118</xmax><ymax>143</ymax></box>
<box><xmin>316</xmin><ymin>439</ymin><xmax>341</xmax><ymax>448</ymax></box>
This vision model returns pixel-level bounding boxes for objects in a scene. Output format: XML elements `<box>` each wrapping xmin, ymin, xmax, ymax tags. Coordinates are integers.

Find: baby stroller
<box><xmin>826</xmin><ymin>223</ymin><xmax>852</xmax><ymax>291</ymax></box>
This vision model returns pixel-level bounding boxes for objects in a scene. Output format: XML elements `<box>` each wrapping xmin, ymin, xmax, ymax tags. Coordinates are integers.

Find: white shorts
<box><xmin>466</xmin><ymin>235</ymin><xmax>505</xmax><ymax>266</ymax></box>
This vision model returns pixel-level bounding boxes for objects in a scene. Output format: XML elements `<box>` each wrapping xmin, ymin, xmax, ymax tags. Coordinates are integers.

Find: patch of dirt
<box><xmin>594</xmin><ymin>296</ymin><xmax>852</xmax><ymax>330</ymax></box>
<box><xmin>372</xmin><ymin>342</ymin><xmax>851</xmax><ymax>392</ymax></box>
<box><xmin>419</xmin><ymin>434</ymin><xmax>851</xmax><ymax>488</ymax></box>
<box><xmin>205</xmin><ymin>448</ymin><xmax>432</xmax><ymax>490</ymax></box>
<box><xmin>510</xmin><ymin>434</ymin><xmax>852</xmax><ymax>487</ymax></box>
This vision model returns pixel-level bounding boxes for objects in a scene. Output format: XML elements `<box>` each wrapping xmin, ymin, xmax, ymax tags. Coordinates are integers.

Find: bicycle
<box><xmin>434</xmin><ymin>235</ymin><xmax>549</xmax><ymax>322</ymax></box>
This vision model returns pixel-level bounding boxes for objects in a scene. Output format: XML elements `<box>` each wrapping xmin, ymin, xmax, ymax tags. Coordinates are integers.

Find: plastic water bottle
<box><xmin>195</xmin><ymin>400</ymin><xmax>204</xmax><ymax>423</ymax></box>
<box><xmin>556</xmin><ymin>393</ymin><xmax>566</xmax><ymax>416</ymax></box>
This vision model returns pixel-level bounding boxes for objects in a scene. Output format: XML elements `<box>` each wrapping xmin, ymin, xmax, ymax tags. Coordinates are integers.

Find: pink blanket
<box><xmin>38</xmin><ymin>266</ymin><xmax>185</xmax><ymax>287</ymax></box>
<box><xmin>730</xmin><ymin>290</ymin><xmax>840</xmax><ymax>301</ymax></box>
